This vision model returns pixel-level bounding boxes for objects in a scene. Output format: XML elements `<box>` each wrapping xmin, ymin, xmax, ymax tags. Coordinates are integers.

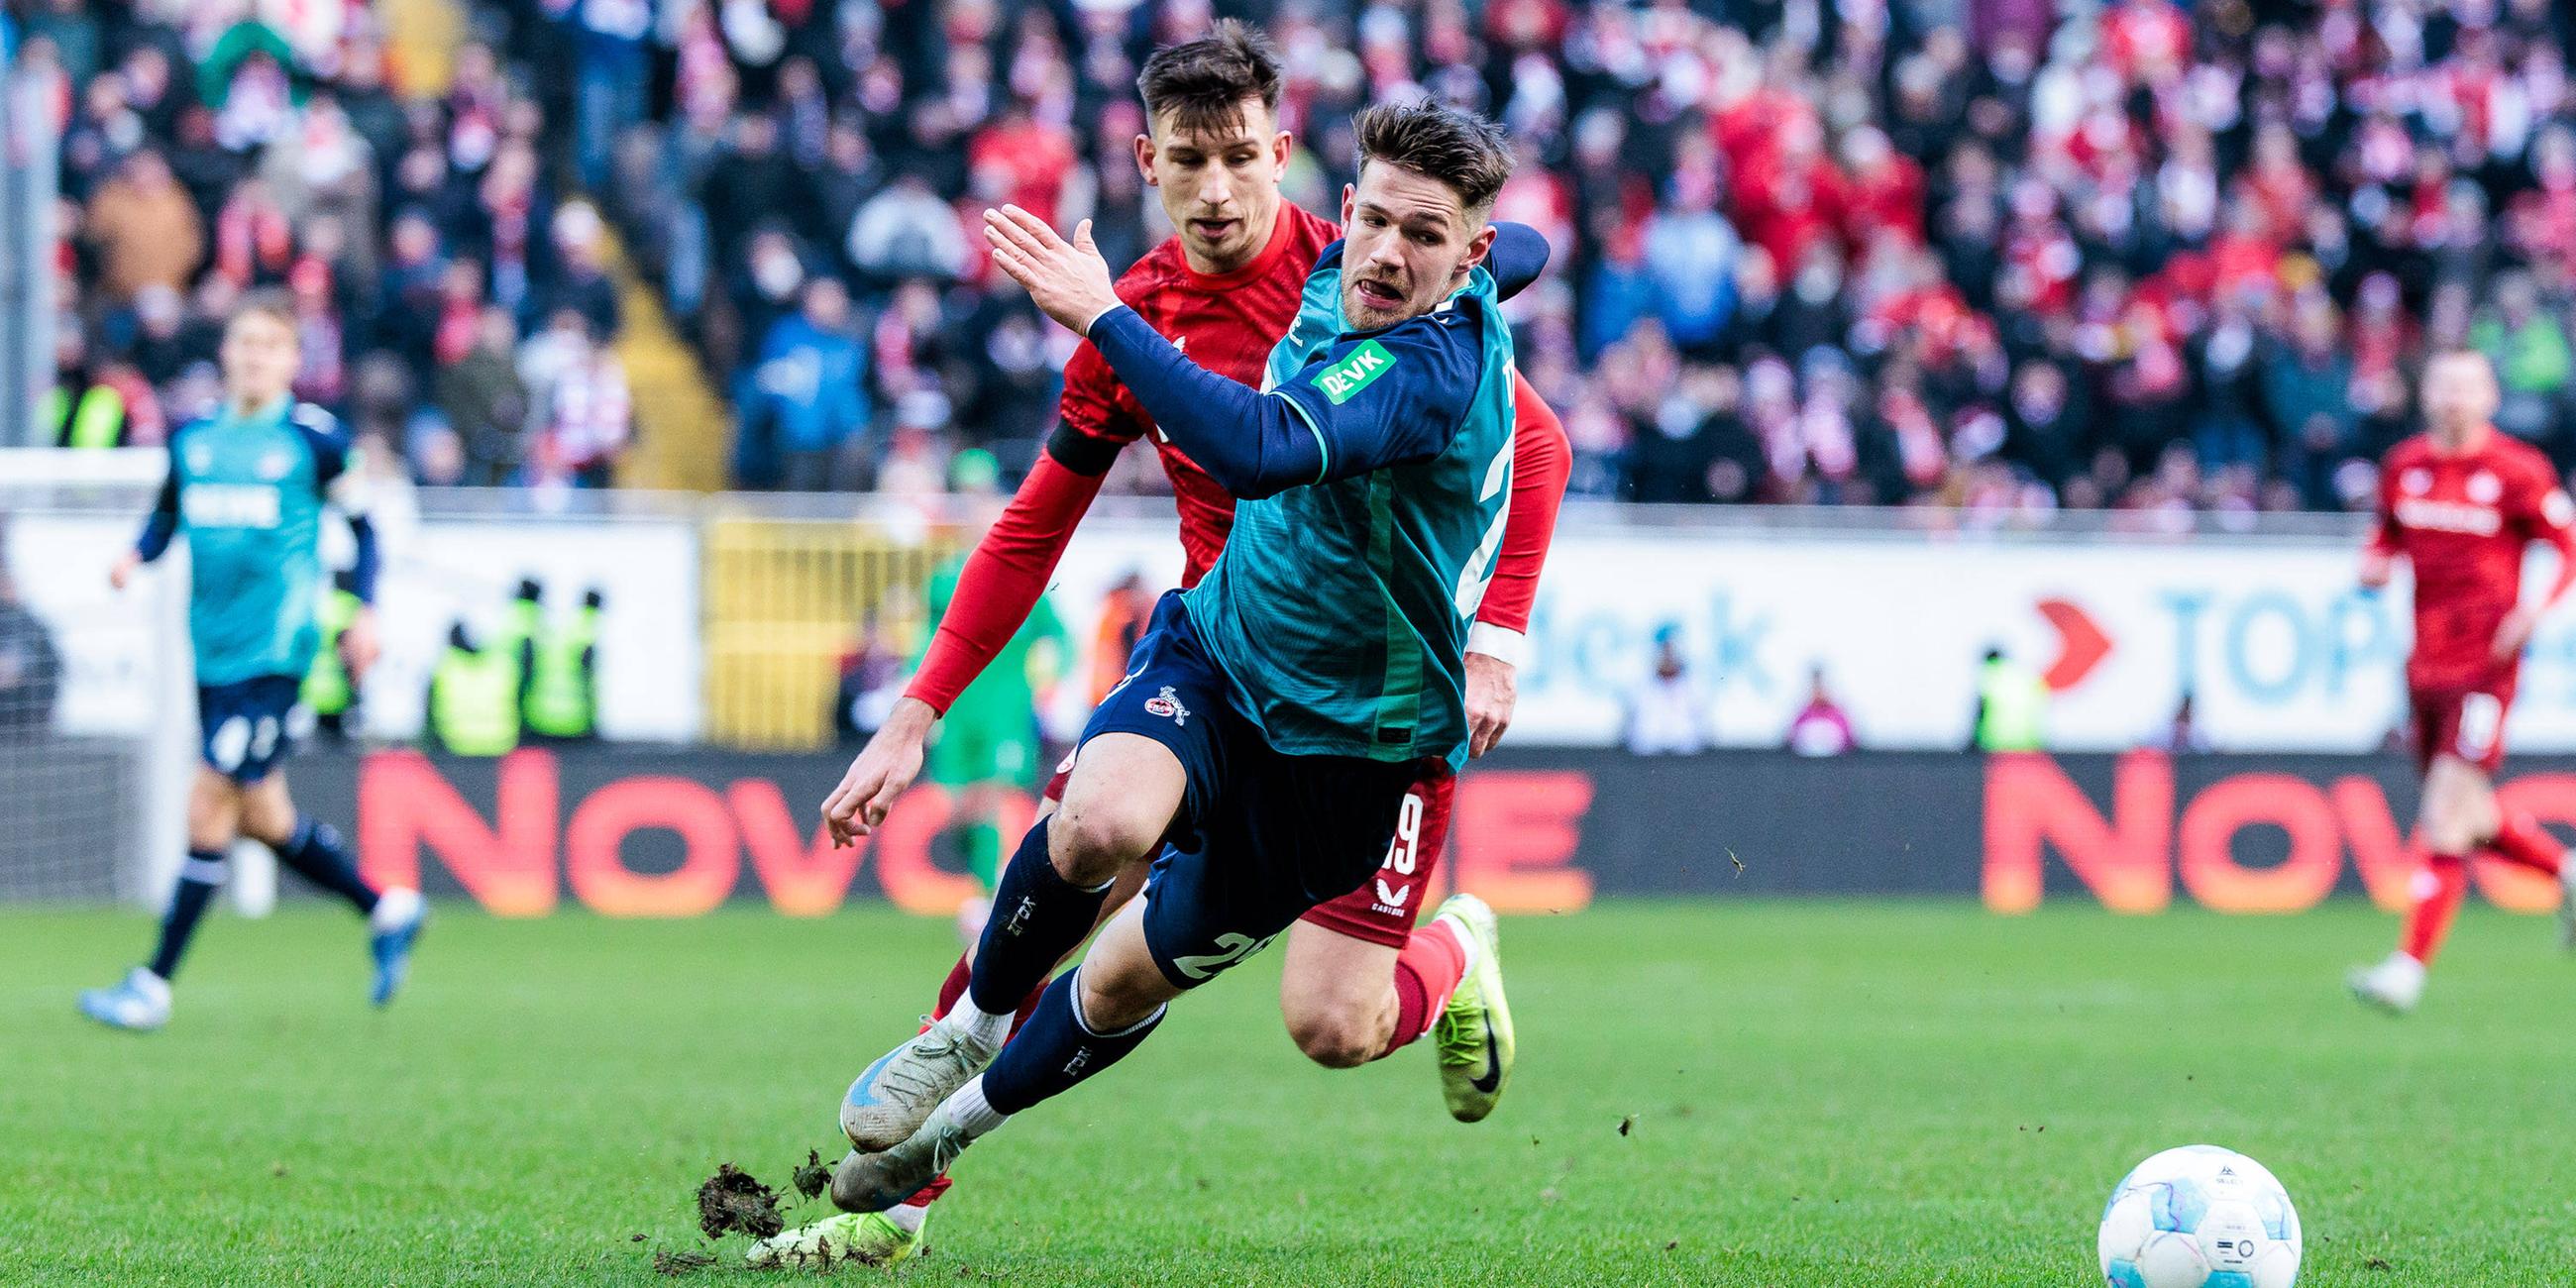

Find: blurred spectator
<box><xmin>2472</xmin><ymin>271</ymin><xmax>2575</xmax><ymax>451</ymax></box>
<box><xmin>1624</xmin><ymin>626</ymin><xmax>1715</xmax><ymax>756</ymax></box>
<box><xmin>2160</xmin><ymin>692</ymin><xmax>2209</xmax><ymax>753</ymax></box>
<box><xmin>438</xmin><ymin>306</ymin><xmax>529</xmax><ymax>486</ymax></box>
<box><xmin>81</xmin><ymin>150</ymin><xmax>202</xmax><ymax>304</ymax></box>
<box><xmin>737</xmin><ymin>276</ymin><xmax>871</xmax><ymax>490</ymax></box>
<box><xmin>1784</xmin><ymin>666</ymin><xmax>1857</xmax><ymax>757</ymax></box>
<box><xmin>833</xmin><ymin>615</ymin><xmax>907</xmax><ymax>747</ymax></box>
<box><xmin>848</xmin><ymin>173</ymin><xmax>971</xmax><ymax>283</ymax></box>
<box><xmin>1088</xmin><ymin>571</ymin><xmax>1154</xmax><ymax>705</ymax></box>
<box><xmin>535</xmin><ymin>202</ymin><xmax>622</xmax><ymax>340</ymax></box>
<box><xmin>520</xmin><ymin>310</ymin><xmax>630</xmax><ymax>489</ymax></box>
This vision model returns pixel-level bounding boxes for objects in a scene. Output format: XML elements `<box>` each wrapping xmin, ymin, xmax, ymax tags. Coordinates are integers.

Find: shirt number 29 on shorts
<box><xmin>1381</xmin><ymin>792</ymin><xmax>1425</xmax><ymax>876</ymax></box>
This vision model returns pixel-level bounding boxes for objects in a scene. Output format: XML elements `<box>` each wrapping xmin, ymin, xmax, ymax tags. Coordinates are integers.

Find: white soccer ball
<box><xmin>2096</xmin><ymin>1145</ymin><xmax>2302</xmax><ymax>1288</ymax></box>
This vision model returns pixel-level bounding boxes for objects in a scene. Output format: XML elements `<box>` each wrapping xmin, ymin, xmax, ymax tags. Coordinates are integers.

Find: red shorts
<box><xmin>1041</xmin><ymin>754</ymin><xmax>1452</xmax><ymax>951</ymax></box>
<box><xmin>2410</xmin><ymin>678</ymin><xmax>2516</xmax><ymax>775</ymax></box>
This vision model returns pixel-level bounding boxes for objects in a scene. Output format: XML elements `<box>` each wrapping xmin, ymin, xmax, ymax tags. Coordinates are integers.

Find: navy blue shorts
<box><xmin>1077</xmin><ymin>591</ymin><xmax>1422</xmax><ymax>989</ymax></box>
<box><xmin>197</xmin><ymin>675</ymin><xmax>305</xmax><ymax>784</ymax></box>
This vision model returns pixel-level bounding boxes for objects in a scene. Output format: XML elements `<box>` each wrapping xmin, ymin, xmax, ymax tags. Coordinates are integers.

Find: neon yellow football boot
<box><xmin>745</xmin><ymin>1209</ymin><xmax>925</xmax><ymax>1269</ymax></box>
<box><xmin>1431</xmin><ymin>893</ymin><xmax>1515</xmax><ymax>1123</ymax></box>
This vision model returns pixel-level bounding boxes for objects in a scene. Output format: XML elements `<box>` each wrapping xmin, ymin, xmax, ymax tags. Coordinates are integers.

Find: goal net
<box><xmin>0</xmin><ymin>449</ymin><xmax>196</xmax><ymax>906</ymax></box>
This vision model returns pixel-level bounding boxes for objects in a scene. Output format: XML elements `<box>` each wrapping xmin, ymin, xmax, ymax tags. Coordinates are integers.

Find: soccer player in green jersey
<box><xmin>79</xmin><ymin>294</ymin><xmax>425</xmax><ymax>1031</ymax></box>
<box><xmin>917</xmin><ymin>531</ymin><xmax>1068</xmax><ymax>941</ymax></box>
<box><xmin>827</xmin><ymin>101</ymin><xmax>1532</xmax><ymax>1210</ymax></box>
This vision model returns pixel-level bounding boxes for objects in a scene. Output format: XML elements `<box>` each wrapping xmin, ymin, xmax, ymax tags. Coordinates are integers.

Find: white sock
<box><xmin>940</xmin><ymin>1074</ymin><xmax>1011</xmax><ymax>1140</ymax></box>
<box><xmin>884</xmin><ymin>1203</ymin><xmax>928</xmax><ymax>1234</ymax></box>
<box><xmin>370</xmin><ymin>888</ymin><xmax>422</xmax><ymax>934</ymax></box>
<box><xmin>941</xmin><ymin>994</ymin><xmax>1013</xmax><ymax>1050</ymax></box>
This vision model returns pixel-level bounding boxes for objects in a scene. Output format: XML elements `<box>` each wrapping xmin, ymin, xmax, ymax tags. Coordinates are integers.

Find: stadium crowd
<box><xmin>24</xmin><ymin>0</ymin><xmax>2576</xmax><ymax>516</ymax></box>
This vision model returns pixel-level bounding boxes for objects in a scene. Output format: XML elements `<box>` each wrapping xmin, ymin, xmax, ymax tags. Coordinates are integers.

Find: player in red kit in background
<box><xmin>2350</xmin><ymin>350</ymin><xmax>2576</xmax><ymax>1014</ymax></box>
<box><xmin>752</xmin><ymin>24</ymin><xmax>1570</xmax><ymax>1269</ymax></box>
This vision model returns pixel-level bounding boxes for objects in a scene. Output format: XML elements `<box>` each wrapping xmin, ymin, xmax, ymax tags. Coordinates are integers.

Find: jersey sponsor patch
<box><xmin>1312</xmin><ymin>340</ymin><xmax>1396</xmax><ymax>405</ymax></box>
<box><xmin>2395</xmin><ymin>496</ymin><xmax>2504</xmax><ymax>535</ymax></box>
<box><xmin>2547</xmin><ymin>490</ymin><xmax>2574</xmax><ymax>528</ymax></box>
<box><xmin>181</xmin><ymin>483</ymin><xmax>282</xmax><ymax>529</ymax></box>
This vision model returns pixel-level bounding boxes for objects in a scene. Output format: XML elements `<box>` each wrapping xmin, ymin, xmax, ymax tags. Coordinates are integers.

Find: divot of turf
<box><xmin>791</xmin><ymin>1148</ymin><xmax>832</xmax><ymax>1202</ymax></box>
<box><xmin>698</xmin><ymin>1163</ymin><xmax>786</xmax><ymax>1240</ymax></box>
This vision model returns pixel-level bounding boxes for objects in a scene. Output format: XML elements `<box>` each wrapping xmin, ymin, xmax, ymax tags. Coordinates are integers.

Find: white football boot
<box><xmin>78</xmin><ymin>967</ymin><xmax>171</xmax><ymax>1031</ymax></box>
<box><xmin>2346</xmin><ymin>953</ymin><xmax>2426</xmax><ymax>1015</ymax></box>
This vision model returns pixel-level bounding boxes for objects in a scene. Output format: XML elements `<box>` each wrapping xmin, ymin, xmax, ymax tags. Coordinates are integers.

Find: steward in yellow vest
<box><xmin>513</xmin><ymin>584</ymin><xmax>602</xmax><ymax>742</ymax></box>
<box><xmin>1973</xmin><ymin>648</ymin><xmax>2048</xmax><ymax>752</ymax></box>
<box><xmin>426</xmin><ymin>621</ymin><xmax>520</xmax><ymax>756</ymax></box>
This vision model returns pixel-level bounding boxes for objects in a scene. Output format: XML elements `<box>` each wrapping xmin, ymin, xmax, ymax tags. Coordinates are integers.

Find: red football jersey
<box><xmin>1056</xmin><ymin>202</ymin><xmax>1341</xmax><ymax>586</ymax></box>
<box><xmin>2373</xmin><ymin>429</ymin><xmax>2576</xmax><ymax>689</ymax></box>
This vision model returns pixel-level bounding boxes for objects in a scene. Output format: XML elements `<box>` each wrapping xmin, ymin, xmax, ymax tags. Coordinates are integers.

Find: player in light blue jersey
<box><xmin>823</xmin><ymin>101</ymin><xmax>1530</xmax><ymax>1210</ymax></box>
<box><xmin>80</xmin><ymin>294</ymin><xmax>424</xmax><ymax>1032</ymax></box>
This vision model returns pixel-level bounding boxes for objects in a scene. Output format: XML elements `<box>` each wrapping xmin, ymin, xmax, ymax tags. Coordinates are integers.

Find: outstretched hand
<box><xmin>820</xmin><ymin>697</ymin><xmax>936</xmax><ymax>847</ymax></box>
<box><xmin>984</xmin><ymin>205</ymin><xmax>1122</xmax><ymax>338</ymax></box>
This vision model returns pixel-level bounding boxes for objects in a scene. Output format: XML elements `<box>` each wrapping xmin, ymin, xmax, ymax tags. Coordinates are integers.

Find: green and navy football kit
<box><xmin>829</xmin><ymin>220</ymin><xmax>1549</xmax><ymax>1162</ymax></box>
<box><xmin>135</xmin><ymin>398</ymin><xmax>380</xmax><ymax>783</ymax></box>
<box><xmin>1052</xmin><ymin>226</ymin><xmax>1533</xmax><ymax>991</ymax></box>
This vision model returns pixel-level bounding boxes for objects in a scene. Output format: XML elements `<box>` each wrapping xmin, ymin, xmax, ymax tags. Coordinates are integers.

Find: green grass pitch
<box><xmin>4</xmin><ymin>900</ymin><xmax>2573</xmax><ymax>1285</ymax></box>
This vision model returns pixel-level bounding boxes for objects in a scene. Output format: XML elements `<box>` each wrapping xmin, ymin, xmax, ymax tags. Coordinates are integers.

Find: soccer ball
<box><xmin>2096</xmin><ymin>1145</ymin><xmax>2302</xmax><ymax>1288</ymax></box>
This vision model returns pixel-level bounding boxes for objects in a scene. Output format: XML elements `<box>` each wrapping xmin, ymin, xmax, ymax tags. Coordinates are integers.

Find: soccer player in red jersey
<box><xmin>2349</xmin><ymin>350</ymin><xmax>2576</xmax><ymax>1014</ymax></box>
<box><xmin>751</xmin><ymin>25</ymin><xmax>1569</xmax><ymax>1268</ymax></box>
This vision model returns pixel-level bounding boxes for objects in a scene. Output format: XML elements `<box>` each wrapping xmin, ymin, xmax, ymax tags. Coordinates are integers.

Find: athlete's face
<box><xmin>2421</xmin><ymin>352</ymin><xmax>2500</xmax><ymax>442</ymax></box>
<box><xmin>1338</xmin><ymin>162</ymin><xmax>1495</xmax><ymax>332</ymax></box>
<box><xmin>1137</xmin><ymin>98</ymin><xmax>1289</xmax><ymax>274</ymax></box>
<box><xmin>221</xmin><ymin>311</ymin><xmax>300</xmax><ymax>408</ymax></box>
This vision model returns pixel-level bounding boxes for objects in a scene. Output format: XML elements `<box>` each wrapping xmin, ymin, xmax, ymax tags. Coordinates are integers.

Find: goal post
<box><xmin>0</xmin><ymin>448</ymin><xmax>199</xmax><ymax>908</ymax></box>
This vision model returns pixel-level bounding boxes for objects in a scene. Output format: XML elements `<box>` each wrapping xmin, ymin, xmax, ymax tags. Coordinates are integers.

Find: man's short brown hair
<box><xmin>229</xmin><ymin>289</ymin><xmax>298</xmax><ymax>334</ymax></box>
<box><xmin>1136</xmin><ymin>19</ymin><xmax>1282</xmax><ymax>139</ymax></box>
<box><xmin>1352</xmin><ymin>100</ymin><xmax>1515</xmax><ymax>219</ymax></box>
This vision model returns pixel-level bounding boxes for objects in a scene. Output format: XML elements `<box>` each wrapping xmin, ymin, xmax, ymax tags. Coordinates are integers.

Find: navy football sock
<box><xmin>147</xmin><ymin>849</ymin><xmax>229</xmax><ymax>982</ymax></box>
<box><xmin>979</xmin><ymin>967</ymin><xmax>1165</xmax><ymax>1116</ymax></box>
<box><xmin>965</xmin><ymin>818</ymin><xmax>1111</xmax><ymax>1016</ymax></box>
<box><xmin>270</xmin><ymin>817</ymin><xmax>379</xmax><ymax>914</ymax></box>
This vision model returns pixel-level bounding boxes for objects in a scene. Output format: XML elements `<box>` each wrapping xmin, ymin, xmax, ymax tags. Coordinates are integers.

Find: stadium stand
<box><xmin>22</xmin><ymin>0</ymin><xmax>2576</xmax><ymax>518</ymax></box>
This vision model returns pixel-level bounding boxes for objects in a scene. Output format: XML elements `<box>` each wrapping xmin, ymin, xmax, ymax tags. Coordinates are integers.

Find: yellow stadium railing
<box><xmin>702</xmin><ymin>511</ymin><xmax>963</xmax><ymax>749</ymax></box>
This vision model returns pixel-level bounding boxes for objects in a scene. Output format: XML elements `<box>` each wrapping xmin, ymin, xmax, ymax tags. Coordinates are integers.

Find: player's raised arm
<box><xmin>987</xmin><ymin>204</ymin><xmax>1519</xmax><ymax>498</ymax></box>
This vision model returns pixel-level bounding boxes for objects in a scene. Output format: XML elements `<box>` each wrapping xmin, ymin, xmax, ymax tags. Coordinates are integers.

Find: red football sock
<box><xmin>930</xmin><ymin>952</ymin><xmax>1046</xmax><ymax>1031</ymax></box>
<box><xmin>2399</xmin><ymin>853</ymin><xmax>2471</xmax><ymax>966</ymax></box>
<box><xmin>2485</xmin><ymin>814</ymin><xmax>2565</xmax><ymax>877</ymax></box>
<box><xmin>1378</xmin><ymin>919</ymin><xmax>1468</xmax><ymax>1059</ymax></box>
<box><xmin>932</xmin><ymin>953</ymin><xmax>973</xmax><ymax>1020</ymax></box>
